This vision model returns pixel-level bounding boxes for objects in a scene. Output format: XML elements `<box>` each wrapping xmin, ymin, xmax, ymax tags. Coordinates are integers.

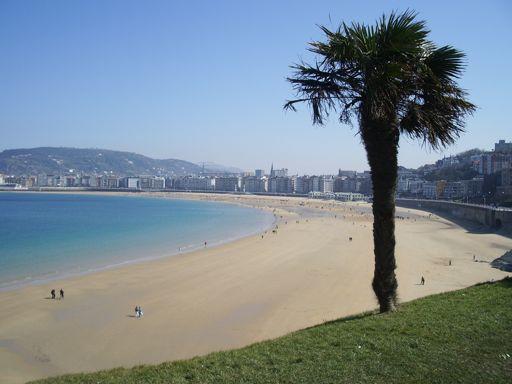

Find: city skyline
<box><xmin>2</xmin><ymin>140</ymin><xmax>510</xmax><ymax>202</ymax></box>
<box><xmin>1</xmin><ymin>139</ymin><xmax>509</xmax><ymax>175</ymax></box>
<box><xmin>1</xmin><ymin>1</ymin><xmax>511</xmax><ymax>174</ymax></box>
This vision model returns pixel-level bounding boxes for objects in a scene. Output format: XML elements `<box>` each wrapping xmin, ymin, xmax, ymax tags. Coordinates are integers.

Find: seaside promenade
<box><xmin>0</xmin><ymin>193</ymin><xmax>511</xmax><ymax>383</ymax></box>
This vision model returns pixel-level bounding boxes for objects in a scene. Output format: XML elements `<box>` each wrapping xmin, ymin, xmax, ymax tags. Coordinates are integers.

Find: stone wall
<box><xmin>396</xmin><ymin>199</ymin><xmax>512</xmax><ymax>230</ymax></box>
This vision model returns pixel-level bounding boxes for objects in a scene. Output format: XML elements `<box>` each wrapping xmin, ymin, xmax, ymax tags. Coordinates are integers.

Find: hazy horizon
<box><xmin>1</xmin><ymin>0</ymin><xmax>510</xmax><ymax>174</ymax></box>
<box><xmin>0</xmin><ymin>143</ymin><xmax>495</xmax><ymax>175</ymax></box>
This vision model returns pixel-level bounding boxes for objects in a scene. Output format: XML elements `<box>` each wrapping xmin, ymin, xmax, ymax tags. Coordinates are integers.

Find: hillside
<box><xmin>423</xmin><ymin>163</ymin><xmax>478</xmax><ymax>182</ymax></box>
<box><xmin>0</xmin><ymin>147</ymin><xmax>223</xmax><ymax>176</ymax></box>
<box><xmin>30</xmin><ymin>278</ymin><xmax>512</xmax><ymax>384</ymax></box>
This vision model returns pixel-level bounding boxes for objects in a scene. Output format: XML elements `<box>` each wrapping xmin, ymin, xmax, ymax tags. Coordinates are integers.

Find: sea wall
<box><xmin>396</xmin><ymin>199</ymin><xmax>512</xmax><ymax>229</ymax></box>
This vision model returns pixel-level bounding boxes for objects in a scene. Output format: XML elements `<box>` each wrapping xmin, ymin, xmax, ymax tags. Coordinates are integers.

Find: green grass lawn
<box><xmin>31</xmin><ymin>278</ymin><xmax>512</xmax><ymax>384</ymax></box>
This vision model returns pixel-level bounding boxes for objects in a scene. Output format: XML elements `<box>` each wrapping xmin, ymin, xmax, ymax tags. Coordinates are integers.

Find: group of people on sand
<box><xmin>50</xmin><ymin>289</ymin><xmax>64</xmax><ymax>300</ymax></box>
<box><xmin>134</xmin><ymin>305</ymin><xmax>144</xmax><ymax>318</ymax></box>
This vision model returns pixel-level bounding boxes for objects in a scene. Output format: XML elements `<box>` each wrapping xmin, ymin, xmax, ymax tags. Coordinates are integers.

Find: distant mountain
<box><xmin>199</xmin><ymin>161</ymin><xmax>244</xmax><ymax>174</ymax></box>
<box><xmin>0</xmin><ymin>147</ymin><xmax>237</xmax><ymax>176</ymax></box>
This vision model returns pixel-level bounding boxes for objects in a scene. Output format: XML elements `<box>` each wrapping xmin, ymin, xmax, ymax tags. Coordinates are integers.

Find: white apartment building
<box><xmin>319</xmin><ymin>175</ymin><xmax>334</xmax><ymax>193</ymax></box>
<box><xmin>36</xmin><ymin>174</ymin><xmax>48</xmax><ymax>187</ymax></box>
<box><xmin>214</xmin><ymin>177</ymin><xmax>239</xmax><ymax>192</ymax></box>
<box><xmin>268</xmin><ymin>176</ymin><xmax>292</xmax><ymax>194</ymax></box>
<box><xmin>243</xmin><ymin>176</ymin><xmax>265</xmax><ymax>193</ymax></box>
<box><xmin>422</xmin><ymin>182</ymin><xmax>437</xmax><ymax>199</ymax></box>
<box><xmin>151</xmin><ymin>177</ymin><xmax>165</xmax><ymax>189</ymax></box>
<box><xmin>127</xmin><ymin>177</ymin><xmax>140</xmax><ymax>189</ymax></box>
<box><xmin>408</xmin><ymin>180</ymin><xmax>424</xmax><ymax>195</ymax></box>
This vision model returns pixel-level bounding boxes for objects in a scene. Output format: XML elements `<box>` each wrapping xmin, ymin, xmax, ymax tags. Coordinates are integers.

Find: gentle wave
<box><xmin>0</xmin><ymin>192</ymin><xmax>275</xmax><ymax>291</ymax></box>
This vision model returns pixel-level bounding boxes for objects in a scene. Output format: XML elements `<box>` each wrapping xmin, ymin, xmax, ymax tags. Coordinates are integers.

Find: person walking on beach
<box><xmin>135</xmin><ymin>306</ymin><xmax>144</xmax><ymax>318</ymax></box>
<box><xmin>51</xmin><ymin>289</ymin><xmax>56</xmax><ymax>299</ymax></box>
<box><xmin>59</xmin><ymin>289</ymin><xmax>64</xmax><ymax>299</ymax></box>
<box><xmin>420</xmin><ymin>276</ymin><xmax>425</xmax><ymax>285</ymax></box>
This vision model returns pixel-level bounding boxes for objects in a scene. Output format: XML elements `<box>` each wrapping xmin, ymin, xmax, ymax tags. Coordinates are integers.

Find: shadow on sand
<box><xmin>397</xmin><ymin>203</ymin><xmax>512</xmax><ymax>240</ymax></box>
<box><xmin>491</xmin><ymin>250</ymin><xmax>512</xmax><ymax>272</ymax></box>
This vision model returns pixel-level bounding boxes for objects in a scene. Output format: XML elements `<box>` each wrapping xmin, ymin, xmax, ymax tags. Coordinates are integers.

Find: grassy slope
<box><xmin>31</xmin><ymin>278</ymin><xmax>512</xmax><ymax>384</ymax></box>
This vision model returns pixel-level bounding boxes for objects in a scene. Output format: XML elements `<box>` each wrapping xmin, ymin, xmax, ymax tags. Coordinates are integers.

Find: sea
<box><xmin>0</xmin><ymin>192</ymin><xmax>274</xmax><ymax>291</ymax></box>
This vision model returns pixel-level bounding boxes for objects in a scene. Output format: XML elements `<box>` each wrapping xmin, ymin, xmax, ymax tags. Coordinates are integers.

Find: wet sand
<box><xmin>0</xmin><ymin>193</ymin><xmax>510</xmax><ymax>383</ymax></box>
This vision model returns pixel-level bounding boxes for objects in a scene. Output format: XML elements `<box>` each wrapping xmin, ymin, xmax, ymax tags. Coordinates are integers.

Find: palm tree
<box><xmin>285</xmin><ymin>11</ymin><xmax>475</xmax><ymax>312</ymax></box>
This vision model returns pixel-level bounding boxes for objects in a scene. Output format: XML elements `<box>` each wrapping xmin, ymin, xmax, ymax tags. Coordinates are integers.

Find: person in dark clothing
<box><xmin>420</xmin><ymin>276</ymin><xmax>425</xmax><ymax>285</ymax></box>
<box><xmin>51</xmin><ymin>289</ymin><xmax>56</xmax><ymax>299</ymax></box>
<box><xmin>60</xmin><ymin>289</ymin><xmax>64</xmax><ymax>299</ymax></box>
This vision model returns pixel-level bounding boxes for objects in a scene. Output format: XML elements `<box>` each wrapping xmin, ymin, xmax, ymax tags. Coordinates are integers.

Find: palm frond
<box><xmin>424</xmin><ymin>45</ymin><xmax>466</xmax><ymax>80</ymax></box>
<box><xmin>285</xmin><ymin>10</ymin><xmax>475</xmax><ymax>147</ymax></box>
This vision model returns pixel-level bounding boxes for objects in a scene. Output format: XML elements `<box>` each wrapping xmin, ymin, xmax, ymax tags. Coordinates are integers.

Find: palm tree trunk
<box><xmin>361</xmin><ymin>117</ymin><xmax>399</xmax><ymax>313</ymax></box>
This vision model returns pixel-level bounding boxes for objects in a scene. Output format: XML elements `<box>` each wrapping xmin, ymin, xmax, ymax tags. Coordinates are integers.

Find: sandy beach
<box><xmin>0</xmin><ymin>193</ymin><xmax>510</xmax><ymax>383</ymax></box>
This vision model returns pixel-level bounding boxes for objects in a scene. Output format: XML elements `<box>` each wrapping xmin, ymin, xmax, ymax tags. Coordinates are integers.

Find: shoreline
<box><xmin>0</xmin><ymin>191</ymin><xmax>277</xmax><ymax>292</ymax></box>
<box><xmin>1</xmin><ymin>192</ymin><xmax>511</xmax><ymax>383</ymax></box>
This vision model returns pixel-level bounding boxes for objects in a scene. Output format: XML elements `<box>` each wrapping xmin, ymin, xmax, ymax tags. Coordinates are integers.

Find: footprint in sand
<box><xmin>33</xmin><ymin>345</ymin><xmax>51</xmax><ymax>363</ymax></box>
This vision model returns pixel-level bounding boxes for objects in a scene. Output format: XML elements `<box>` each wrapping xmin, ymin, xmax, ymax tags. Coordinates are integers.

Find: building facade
<box><xmin>215</xmin><ymin>177</ymin><xmax>239</xmax><ymax>192</ymax></box>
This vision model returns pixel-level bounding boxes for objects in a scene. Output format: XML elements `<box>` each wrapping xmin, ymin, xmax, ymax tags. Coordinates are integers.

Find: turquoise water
<box><xmin>0</xmin><ymin>192</ymin><xmax>274</xmax><ymax>290</ymax></box>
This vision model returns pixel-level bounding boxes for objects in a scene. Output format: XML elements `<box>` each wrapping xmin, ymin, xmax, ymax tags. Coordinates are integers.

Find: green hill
<box><xmin>0</xmin><ymin>147</ymin><xmax>204</xmax><ymax>176</ymax></box>
<box><xmin>423</xmin><ymin>163</ymin><xmax>479</xmax><ymax>182</ymax></box>
<box><xmin>30</xmin><ymin>278</ymin><xmax>512</xmax><ymax>384</ymax></box>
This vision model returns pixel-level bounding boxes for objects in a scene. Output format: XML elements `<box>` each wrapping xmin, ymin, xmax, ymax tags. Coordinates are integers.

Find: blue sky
<box><xmin>0</xmin><ymin>0</ymin><xmax>510</xmax><ymax>174</ymax></box>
